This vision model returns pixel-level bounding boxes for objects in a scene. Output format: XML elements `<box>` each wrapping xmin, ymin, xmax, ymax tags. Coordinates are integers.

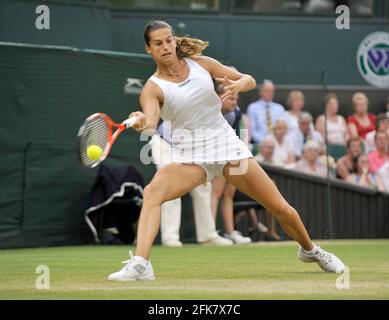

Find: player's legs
<box><xmin>223</xmin><ymin>158</ymin><xmax>313</xmax><ymax>250</ymax></box>
<box><xmin>136</xmin><ymin>163</ymin><xmax>207</xmax><ymax>259</ymax></box>
<box><xmin>150</xmin><ymin>135</ymin><xmax>183</xmax><ymax>247</ymax></box>
<box><xmin>224</xmin><ymin>158</ymin><xmax>344</xmax><ymax>273</ymax></box>
<box><xmin>108</xmin><ymin>162</ymin><xmax>206</xmax><ymax>281</ymax></box>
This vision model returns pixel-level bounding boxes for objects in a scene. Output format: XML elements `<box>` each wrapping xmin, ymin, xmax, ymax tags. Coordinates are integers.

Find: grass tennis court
<box><xmin>1</xmin><ymin>240</ymin><xmax>388</xmax><ymax>300</ymax></box>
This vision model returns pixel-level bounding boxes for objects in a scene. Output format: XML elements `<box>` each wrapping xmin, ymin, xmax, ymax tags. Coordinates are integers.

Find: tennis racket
<box><xmin>78</xmin><ymin>113</ymin><xmax>138</xmax><ymax>168</ymax></box>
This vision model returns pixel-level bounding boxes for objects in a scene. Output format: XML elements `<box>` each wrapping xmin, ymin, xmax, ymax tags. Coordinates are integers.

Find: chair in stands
<box><xmin>327</xmin><ymin>144</ymin><xmax>347</xmax><ymax>161</ymax></box>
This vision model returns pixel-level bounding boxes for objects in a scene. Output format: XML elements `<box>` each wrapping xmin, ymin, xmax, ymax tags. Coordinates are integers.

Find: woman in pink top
<box><xmin>347</xmin><ymin>92</ymin><xmax>376</xmax><ymax>140</ymax></box>
<box><xmin>368</xmin><ymin>131</ymin><xmax>389</xmax><ymax>173</ymax></box>
<box><xmin>316</xmin><ymin>93</ymin><xmax>349</xmax><ymax>145</ymax></box>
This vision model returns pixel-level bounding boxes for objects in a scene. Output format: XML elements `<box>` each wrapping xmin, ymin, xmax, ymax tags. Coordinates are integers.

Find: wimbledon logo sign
<box><xmin>357</xmin><ymin>32</ymin><xmax>389</xmax><ymax>88</ymax></box>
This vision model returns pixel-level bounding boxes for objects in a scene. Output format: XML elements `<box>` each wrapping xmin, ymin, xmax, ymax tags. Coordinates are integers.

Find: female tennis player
<box><xmin>108</xmin><ymin>20</ymin><xmax>344</xmax><ymax>281</ymax></box>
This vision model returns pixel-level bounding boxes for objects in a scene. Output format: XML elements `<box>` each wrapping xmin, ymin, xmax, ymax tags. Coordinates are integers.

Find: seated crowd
<box><xmin>245</xmin><ymin>80</ymin><xmax>389</xmax><ymax>193</ymax></box>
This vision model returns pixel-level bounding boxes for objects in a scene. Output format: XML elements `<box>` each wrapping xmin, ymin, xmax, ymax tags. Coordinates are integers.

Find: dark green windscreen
<box><xmin>0</xmin><ymin>43</ymin><xmax>156</xmax><ymax>248</ymax></box>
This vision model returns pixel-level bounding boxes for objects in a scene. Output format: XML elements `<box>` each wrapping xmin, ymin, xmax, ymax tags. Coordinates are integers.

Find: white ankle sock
<box><xmin>134</xmin><ymin>256</ymin><xmax>149</xmax><ymax>265</ymax></box>
<box><xmin>303</xmin><ymin>245</ymin><xmax>317</xmax><ymax>255</ymax></box>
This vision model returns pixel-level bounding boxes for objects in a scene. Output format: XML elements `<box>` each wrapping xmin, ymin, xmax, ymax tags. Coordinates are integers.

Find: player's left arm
<box><xmin>193</xmin><ymin>56</ymin><xmax>256</xmax><ymax>100</ymax></box>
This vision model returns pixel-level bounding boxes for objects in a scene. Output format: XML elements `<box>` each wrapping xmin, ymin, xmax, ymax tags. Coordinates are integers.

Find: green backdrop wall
<box><xmin>1</xmin><ymin>0</ymin><xmax>389</xmax><ymax>86</ymax></box>
<box><xmin>0</xmin><ymin>43</ymin><xmax>157</xmax><ymax>248</ymax></box>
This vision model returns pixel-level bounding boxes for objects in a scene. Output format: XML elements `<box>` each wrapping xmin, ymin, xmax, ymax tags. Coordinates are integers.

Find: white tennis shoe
<box><xmin>162</xmin><ymin>239</ymin><xmax>183</xmax><ymax>247</ymax></box>
<box><xmin>298</xmin><ymin>245</ymin><xmax>345</xmax><ymax>273</ymax></box>
<box><xmin>201</xmin><ymin>234</ymin><xmax>233</xmax><ymax>246</ymax></box>
<box><xmin>108</xmin><ymin>251</ymin><xmax>155</xmax><ymax>281</ymax></box>
<box><xmin>224</xmin><ymin>230</ymin><xmax>252</xmax><ymax>244</ymax></box>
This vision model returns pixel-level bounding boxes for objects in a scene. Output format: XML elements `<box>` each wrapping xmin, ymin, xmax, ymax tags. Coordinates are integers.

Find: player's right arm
<box><xmin>130</xmin><ymin>80</ymin><xmax>163</xmax><ymax>133</ymax></box>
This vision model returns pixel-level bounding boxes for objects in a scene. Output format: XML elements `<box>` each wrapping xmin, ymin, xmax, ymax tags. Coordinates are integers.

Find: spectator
<box><xmin>368</xmin><ymin>131</ymin><xmax>389</xmax><ymax>174</ymax></box>
<box><xmin>254</xmin><ymin>135</ymin><xmax>283</xmax><ymax>166</ymax></box>
<box><xmin>347</xmin><ymin>92</ymin><xmax>376</xmax><ymax>140</ymax></box>
<box><xmin>271</xmin><ymin>119</ymin><xmax>295</xmax><ymax>165</ymax></box>
<box><xmin>336</xmin><ymin>137</ymin><xmax>363</xmax><ymax>180</ymax></box>
<box><xmin>288</xmin><ymin>140</ymin><xmax>328</xmax><ymax>177</ymax></box>
<box><xmin>377</xmin><ymin>161</ymin><xmax>389</xmax><ymax>193</ymax></box>
<box><xmin>247</xmin><ymin>79</ymin><xmax>285</xmax><ymax>145</ymax></box>
<box><xmin>346</xmin><ymin>154</ymin><xmax>385</xmax><ymax>191</ymax></box>
<box><xmin>245</xmin><ymin>207</ymin><xmax>282</xmax><ymax>241</ymax></box>
<box><xmin>283</xmin><ymin>90</ymin><xmax>306</xmax><ymax>135</ymax></box>
<box><xmin>291</xmin><ymin>111</ymin><xmax>325</xmax><ymax>159</ymax></box>
<box><xmin>315</xmin><ymin>93</ymin><xmax>349</xmax><ymax>146</ymax></box>
<box><xmin>318</xmin><ymin>154</ymin><xmax>337</xmax><ymax>175</ymax></box>
<box><xmin>365</xmin><ymin>114</ymin><xmax>389</xmax><ymax>154</ymax></box>
<box><xmin>211</xmin><ymin>84</ymin><xmax>252</xmax><ymax>244</ymax></box>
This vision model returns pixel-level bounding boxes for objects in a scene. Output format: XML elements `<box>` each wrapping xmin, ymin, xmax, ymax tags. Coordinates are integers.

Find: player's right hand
<box><xmin>129</xmin><ymin>111</ymin><xmax>147</xmax><ymax>132</ymax></box>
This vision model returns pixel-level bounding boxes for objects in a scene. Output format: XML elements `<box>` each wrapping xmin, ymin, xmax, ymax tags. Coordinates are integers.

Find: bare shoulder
<box><xmin>191</xmin><ymin>55</ymin><xmax>243</xmax><ymax>80</ymax></box>
<box><xmin>140</xmin><ymin>78</ymin><xmax>163</xmax><ymax>104</ymax></box>
<box><xmin>141</xmin><ymin>78</ymin><xmax>162</xmax><ymax>97</ymax></box>
<box><xmin>191</xmin><ymin>55</ymin><xmax>220</xmax><ymax>71</ymax></box>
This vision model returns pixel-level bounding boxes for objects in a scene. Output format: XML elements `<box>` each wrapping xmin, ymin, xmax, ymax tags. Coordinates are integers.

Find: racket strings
<box><xmin>79</xmin><ymin>117</ymin><xmax>110</xmax><ymax>167</ymax></box>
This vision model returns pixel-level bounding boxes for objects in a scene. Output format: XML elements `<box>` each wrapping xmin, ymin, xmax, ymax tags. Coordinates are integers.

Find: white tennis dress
<box><xmin>149</xmin><ymin>57</ymin><xmax>252</xmax><ymax>180</ymax></box>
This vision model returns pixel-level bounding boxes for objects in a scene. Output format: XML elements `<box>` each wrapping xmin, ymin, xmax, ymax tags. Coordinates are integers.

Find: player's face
<box><xmin>146</xmin><ymin>28</ymin><xmax>177</xmax><ymax>62</ymax></box>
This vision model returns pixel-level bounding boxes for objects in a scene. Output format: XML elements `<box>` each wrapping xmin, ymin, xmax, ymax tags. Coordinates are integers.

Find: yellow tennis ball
<box><xmin>87</xmin><ymin>145</ymin><xmax>103</xmax><ymax>161</ymax></box>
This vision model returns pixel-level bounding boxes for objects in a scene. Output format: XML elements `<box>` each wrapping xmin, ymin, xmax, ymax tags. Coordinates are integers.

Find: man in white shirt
<box><xmin>291</xmin><ymin>111</ymin><xmax>325</xmax><ymax>159</ymax></box>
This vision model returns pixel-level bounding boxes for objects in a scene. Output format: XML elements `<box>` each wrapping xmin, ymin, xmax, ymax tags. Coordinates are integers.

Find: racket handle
<box><xmin>123</xmin><ymin>116</ymin><xmax>138</xmax><ymax>128</ymax></box>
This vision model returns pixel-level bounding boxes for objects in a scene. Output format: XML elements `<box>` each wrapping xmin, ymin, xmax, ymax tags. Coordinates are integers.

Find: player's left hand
<box><xmin>215</xmin><ymin>76</ymin><xmax>243</xmax><ymax>101</ymax></box>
